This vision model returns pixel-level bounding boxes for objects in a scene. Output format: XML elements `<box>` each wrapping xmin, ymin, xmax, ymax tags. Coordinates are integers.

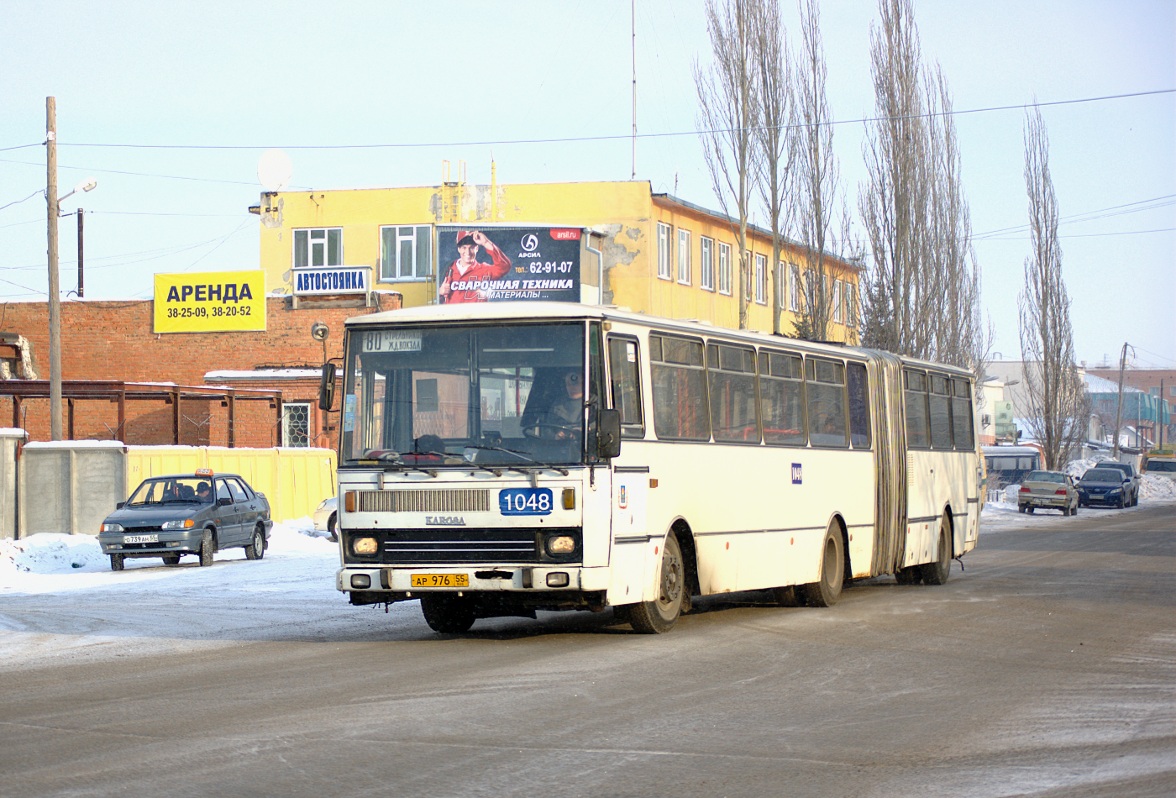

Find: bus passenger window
<box><xmin>951</xmin><ymin>378</ymin><xmax>974</xmax><ymax>448</ymax></box>
<box><xmin>708</xmin><ymin>343</ymin><xmax>758</xmax><ymax>443</ymax></box>
<box><xmin>760</xmin><ymin>350</ymin><xmax>805</xmax><ymax>446</ymax></box>
<box><xmin>650</xmin><ymin>335</ymin><xmax>709</xmax><ymax>441</ymax></box>
<box><xmin>904</xmin><ymin>369</ymin><xmax>930</xmax><ymax>448</ymax></box>
<box><xmin>806</xmin><ymin>358</ymin><xmax>847</xmax><ymax>447</ymax></box>
<box><xmin>847</xmin><ymin>362</ymin><xmax>871</xmax><ymax>448</ymax></box>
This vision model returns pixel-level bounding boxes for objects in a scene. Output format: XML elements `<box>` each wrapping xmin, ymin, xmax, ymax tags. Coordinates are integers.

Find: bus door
<box><xmin>604</xmin><ymin>334</ymin><xmax>650</xmax><ymax>602</ymax></box>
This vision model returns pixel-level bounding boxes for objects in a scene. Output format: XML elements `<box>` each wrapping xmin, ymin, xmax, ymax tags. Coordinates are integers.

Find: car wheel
<box><xmin>1018</xmin><ymin>504</ymin><xmax>1026</xmax><ymax>514</ymax></box>
<box><xmin>628</xmin><ymin>531</ymin><xmax>688</xmax><ymax>632</ymax></box>
<box><xmin>327</xmin><ymin>513</ymin><xmax>338</xmax><ymax>542</ymax></box>
<box><xmin>109</xmin><ymin>554</ymin><xmax>125</xmax><ymax>572</ymax></box>
<box><xmin>799</xmin><ymin>523</ymin><xmax>846</xmax><ymax>607</ymax></box>
<box><xmin>162</xmin><ymin>554</ymin><xmax>181</xmax><ymax>566</ymax></box>
<box><xmin>1062</xmin><ymin>503</ymin><xmax>1071</xmax><ymax>517</ymax></box>
<box><xmin>199</xmin><ymin>530</ymin><xmax>214</xmax><ymax>567</ymax></box>
<box><xmin>245</xmin><ymin>527</ymin><xmax>265</xmax><ymax>560</ymax></box>
<box><xmin>919</xmin><ymin>516</ymin><xmax>952</xmax><ymax>586</ymax></box>
<box><xmin>1071</xmin><ymin>500</ymin><xmax>1078</xmax><ymax>516</ymax></box>
<box><xmin>1027</xmin><ymin>506</ymin><xmax>1034</xmax><ymax>514</ymax></box>
<box><xmin>420</xmin><ymin>595</ymin><xmax>476</xmax><ymax>634</ymax></box>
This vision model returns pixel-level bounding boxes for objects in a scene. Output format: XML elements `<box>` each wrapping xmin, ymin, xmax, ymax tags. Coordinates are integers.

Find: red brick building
<box><xmin>0</xmin><ymin>294</ymin><xmax>401</xmax><ymax>448</ymax></box>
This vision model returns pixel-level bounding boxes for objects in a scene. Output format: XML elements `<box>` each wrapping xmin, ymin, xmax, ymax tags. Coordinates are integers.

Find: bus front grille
<box><xmin>357</xmin><ymin>489</ymin><xmax>490</xmax><ymax>514</ymax></box>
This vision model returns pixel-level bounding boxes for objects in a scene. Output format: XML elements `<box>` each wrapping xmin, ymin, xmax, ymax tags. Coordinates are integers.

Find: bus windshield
<box><xmin>340</xmin><ymin>321</ymin><xmax>597</xmax><ymax>468</ymax></box>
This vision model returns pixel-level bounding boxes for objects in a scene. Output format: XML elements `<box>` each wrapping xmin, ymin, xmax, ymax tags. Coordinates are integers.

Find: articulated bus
<box><xmin>322</xmin><ymin>302</ymin><xmax>982</xmax><ymax>634</ymax></box>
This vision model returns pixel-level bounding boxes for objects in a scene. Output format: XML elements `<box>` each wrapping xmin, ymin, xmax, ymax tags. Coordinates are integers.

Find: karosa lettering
<box><xmin>166</xmin><ymin>283</ymin><xmax>254</xmax><ymax>303</ymax></box>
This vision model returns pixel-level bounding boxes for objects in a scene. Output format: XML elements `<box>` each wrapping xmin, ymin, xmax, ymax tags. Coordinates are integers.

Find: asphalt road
<box><xmin>2</xmin><ymin>505</ymin><xmax>1174</xmax><ymax>798</ymax></box>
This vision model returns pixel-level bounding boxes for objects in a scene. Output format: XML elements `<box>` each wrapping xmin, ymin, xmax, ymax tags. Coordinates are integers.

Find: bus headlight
<box><xmin>546</xmin><ymin>535</ymin><xmax>576</xmax><ymax>556</ymax></box>
<box><xmin>352</xmin><ymin>536</ymin><xmax>379</xmax><ymax>556</ymax></box>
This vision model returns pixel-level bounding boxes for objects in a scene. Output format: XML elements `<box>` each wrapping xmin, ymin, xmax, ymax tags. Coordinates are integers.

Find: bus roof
<box><xmin>345</xmin><ymin>302</ymin><xmax>974</xmax><ymax>378</ymax></box>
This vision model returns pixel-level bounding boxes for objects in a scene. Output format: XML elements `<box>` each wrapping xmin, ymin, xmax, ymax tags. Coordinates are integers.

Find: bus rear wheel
<box><xmin>799</xmin><ymin>523</ymin><xmax>845</xmax><ymax>607</ymax></box>
<box><xmin>919</xmin><ymin>517</ymin><xmax>952</xmax><ymax>585</ymax></box>
<box><xmin>629</xmin><ymin>532</ymin><xmax>686</xmax><ymax>633</ymax></box>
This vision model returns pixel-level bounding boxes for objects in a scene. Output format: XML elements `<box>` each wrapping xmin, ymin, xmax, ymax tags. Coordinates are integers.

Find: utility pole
<box><xmin>77</xmin><ymin>208</ymin><xmax>85</xmax><ymax>298</ymax></box>
<box><xmin>630</xmin><ymin>0</ymin><xmax>637</xmax><ymax>180</ymax></box>
<box><xmin>1112</xmin><ymin>341</ymin><xmax>1132</xmax><ymax>459</ymax></box>
<box><xmin>46</xmin><ymin>96</ymin><xmax>63</xmax><ymax>441</ymax></box>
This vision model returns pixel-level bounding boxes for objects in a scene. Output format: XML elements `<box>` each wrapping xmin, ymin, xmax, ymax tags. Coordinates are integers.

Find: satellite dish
<box><xmin>257</xmin><ymin>149</ymin><xmax>293</xmax><ymax>191</ymax></box>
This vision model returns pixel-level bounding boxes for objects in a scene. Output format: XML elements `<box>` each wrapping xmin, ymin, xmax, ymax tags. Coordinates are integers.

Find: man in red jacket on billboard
<box><xmin>438</xmin><ymin>229</ymin><xmax>512</xmax><ymax>304</ymax></box>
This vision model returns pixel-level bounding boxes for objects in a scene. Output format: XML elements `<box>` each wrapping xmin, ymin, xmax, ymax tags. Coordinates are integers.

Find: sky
<box><xmin>1</xmin><ymin>0</ymin><xmax>1173</xmax><ymax>372</ymax></box>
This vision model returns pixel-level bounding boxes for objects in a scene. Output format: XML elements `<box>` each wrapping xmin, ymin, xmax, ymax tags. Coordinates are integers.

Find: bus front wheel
<box><xmin>420</xmin><ymin>595</ymin><xmax>476</xmax><ymax>634</ymax></box>
<box><xmin>629</xmin><ymin>532</ymin><xmax>686</xmax><ymax>634</ymax></box>
<box><xmin>800</xmin><ymin>523</ymin><xmax>845</xmax><ymax>607</ymax></box>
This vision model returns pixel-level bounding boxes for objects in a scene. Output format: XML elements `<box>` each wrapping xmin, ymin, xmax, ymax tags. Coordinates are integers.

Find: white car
<box><xmin>313</xmin><ymin>495</ymin><xmax>338</xmax><ymax>541</ymax></box>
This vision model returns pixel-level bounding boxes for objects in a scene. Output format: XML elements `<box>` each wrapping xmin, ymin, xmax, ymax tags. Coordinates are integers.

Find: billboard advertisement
<box><xmin>153</xmin><ymin>270</ymin><xmax>267</xmax><ymax>333</ymax></box>
<box><xmin>436</xmin><ymin>226</ymin><xmax>581</xmax><ymax>304</ymax></box>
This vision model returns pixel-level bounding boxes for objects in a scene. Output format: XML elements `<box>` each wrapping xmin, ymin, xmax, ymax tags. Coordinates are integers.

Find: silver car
<box><xmin>1017</xmin><ymin>470</ymin><xmax>1079</xmax><ymax>516</ymax></box>
<box><xmin>313</xmin><ymin>495</ymin><xmax>338</xmax><ymax>541</ymax></box>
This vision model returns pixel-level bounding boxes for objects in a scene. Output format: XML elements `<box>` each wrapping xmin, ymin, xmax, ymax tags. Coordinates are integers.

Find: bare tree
<box><xmin>788</xmin><ymin>0</ymin><xmax>851</xmax><ymax>343</ymax></box>
<box><xmin>858</xmin><ymin>0</ymin><xmax>932</xmax><ymax>357</ymax></box>
<box><xmin>696</xmin><ymin>0</ymin><xmax>759</xmax><ymax>329</ymax></box>
<box><xmin>925</xmin><ymin>66</ymin><xmax>990</xmax><ymax>371</ymax></box>
<box><xmin>1018</xmin><ymin>105</ymin><xmax>1087</xmax><ymax>469</ymax></box>
<box><xmin>750</xmin><ymin>0</ymin><xmax>791</xmax><ymax>335</ymax></box>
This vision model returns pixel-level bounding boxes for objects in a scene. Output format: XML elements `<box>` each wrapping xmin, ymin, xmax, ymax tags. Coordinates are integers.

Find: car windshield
<box><xmin>1081</xmin><ymin>469</ymin><xmax>1122</xmax><ymax>483</ymax></box>
<box><xmin>126</xmin><ymin>477</ymin><xmax>213</xmax><ymax>505</ymax></box>
<box><xmin>1026</xmin><ymin>471</ymin><xmax>1063</xmax><ymax>483</ymax></box>
<box><xmin>1148</xmin><ymin>460</ymin><xmax>1176</xmax><ymax>473</ymax></box>
<box><xmin>340</xmin><ymin>321</ymin><xmax>606</xmax><ymax>468</ymax></box>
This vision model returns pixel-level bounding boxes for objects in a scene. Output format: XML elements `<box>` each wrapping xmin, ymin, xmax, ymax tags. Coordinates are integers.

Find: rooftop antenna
<box><xmin>631</xmin><ymin>0</ymin><xmax>637</xmax><ymax>180</ymax></box>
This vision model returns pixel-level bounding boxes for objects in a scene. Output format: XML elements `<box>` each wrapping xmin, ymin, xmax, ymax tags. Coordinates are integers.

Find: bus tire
<box><xmin>628</xmin><ymin>531</ymin><xmax>686</xmax><ymax>634</ymax></box>
<box><xmin>920</xmin><ymin>517</ymin><xmax>952</xmax><ymax>586</ymax></box>
<box><xmin>894</xmin><ymin>566</ymin><xmax>922</xmax><ymax>585</ymax></box>
<box><xmin>420</xmin><ymin>595</ymin><xmax>476</xmax><ymax>634</ymax></box>
<box><xmin>799</xmin><ymin>523</ymin><xmax>845</xmax><ymax>608</ymax></box>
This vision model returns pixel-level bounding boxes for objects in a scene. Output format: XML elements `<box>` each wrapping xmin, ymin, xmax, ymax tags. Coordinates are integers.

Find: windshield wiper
<box><xmin>464</xmin><ymin>444</ymin><xmax>569</xmax><ymax>477</ymax></box>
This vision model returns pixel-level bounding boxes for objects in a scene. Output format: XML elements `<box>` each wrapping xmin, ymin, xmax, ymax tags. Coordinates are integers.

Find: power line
<box><xmin>3</xmin><ymin>88</ymin><xmax>1171</xmax><ymax>153</ymax></box>
<box><xmin>974</xmin><ymin>194</ymin><xmax>1176</xmax><ymax>239</ymax></box>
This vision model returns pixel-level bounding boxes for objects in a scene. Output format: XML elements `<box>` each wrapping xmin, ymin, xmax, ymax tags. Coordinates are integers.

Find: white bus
<box><xmin>322</xmin><ymin>302</ymin><xmax>982</xmax><ymax>633</ymax></box>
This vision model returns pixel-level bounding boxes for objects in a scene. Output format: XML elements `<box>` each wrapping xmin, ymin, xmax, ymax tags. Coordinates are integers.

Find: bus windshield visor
<box><xmin>340</xmin><ymin>322</ymin><xmax>595</xmax><ymax>468</ymax></box>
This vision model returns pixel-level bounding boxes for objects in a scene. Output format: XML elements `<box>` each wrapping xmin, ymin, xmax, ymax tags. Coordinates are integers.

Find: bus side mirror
<box><xmin>318</xmin><ymin>362</ymin><xmax>337</xmax><ymax>411</ymax></box>
<box><xmin>597</xmin><ymin>408</ymin><xmax>622</xmax><ymax>459</ymax></box>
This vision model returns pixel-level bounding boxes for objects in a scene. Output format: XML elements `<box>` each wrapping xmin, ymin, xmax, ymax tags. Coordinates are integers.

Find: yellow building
<box><xmin>252</xmin><ymin>178</ymin><xmax>860</xmax><ymax>342</ymax></box>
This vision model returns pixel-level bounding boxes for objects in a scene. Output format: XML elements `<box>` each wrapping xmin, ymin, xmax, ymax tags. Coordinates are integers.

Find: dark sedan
<box><xmin>1075</xmin><ymin>467</ymin><xmax>1133</xmax><ymax>509</ymax></box>
<box><xmin>98</xmin><ymin>469</ymin><xmax>273</xmax><ymax>570</ymax></box>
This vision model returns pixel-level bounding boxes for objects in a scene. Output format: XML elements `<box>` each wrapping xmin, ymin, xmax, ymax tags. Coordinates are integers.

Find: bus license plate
<box><xmin>124</xmin><ymin>534</ymin><xmax>158</xmax><ymax>544</ymax></box>
<box><xmin>499</xmin><ymin>488</ymin><xmax>554</xmax><ymax>516</ymax></box>
<box><xmin>411</xmin><ymin>573</ymin><xmax>469</xmax><ymax>588</ymax></box>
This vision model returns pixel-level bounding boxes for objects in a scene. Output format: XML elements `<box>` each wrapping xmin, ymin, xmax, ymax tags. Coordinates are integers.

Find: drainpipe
<box><xmin>585</xmin><ymin>229</ymin><xmax>604</xmax><ymax>305</ymax></box>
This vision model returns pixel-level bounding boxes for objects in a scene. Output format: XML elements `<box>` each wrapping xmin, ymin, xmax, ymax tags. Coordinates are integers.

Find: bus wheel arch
<box><xmin>628</xmin><ymin>524</ymin><xmax>693</xmax><ymax>634</ymax></box>
<box><xmin>800</xmin><ymin>517</ymin><xmax>848</xmax><ymax>608</ymax></box>
<box><xmin>919</xmin><ymin>511</ymin><xmax>953</xmax><ymax>586</ymax></box>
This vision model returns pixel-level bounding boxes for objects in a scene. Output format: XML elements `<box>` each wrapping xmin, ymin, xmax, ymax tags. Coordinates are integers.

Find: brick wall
<box><xmin>0</xmin><ymin>293</ymin><xmax>400</xmax><ymax>445</ymax></box>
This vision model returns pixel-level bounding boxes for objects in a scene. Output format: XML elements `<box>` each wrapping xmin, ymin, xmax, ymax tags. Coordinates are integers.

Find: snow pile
<box><xmin>1140</xmin><ymin>473</ymin><xmax>1176</xmax><ymax>501</ymax></box>
<box><xmin>0</xmin><ymin>533</ymin><xmax>108</xmax><ymax>575</ymax></box>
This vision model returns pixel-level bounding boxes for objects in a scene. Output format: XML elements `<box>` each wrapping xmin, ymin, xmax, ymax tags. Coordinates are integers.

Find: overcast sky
<box><xmin>2</xmin><ymin>0</ymin><xmax>1173</xmax><ymax>371</ymax></box>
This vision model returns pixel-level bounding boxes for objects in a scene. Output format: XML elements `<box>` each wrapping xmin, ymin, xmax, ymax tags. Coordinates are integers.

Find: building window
<box><xmin>833</xmin><ymin>280</ymin><xmax>843</xmax><ymax>323</ymax></box>
<box><xmin>789</xmin><ymin>264</ymin><xmax>801</xmax><ymax>312</ymax></box>
<box><xmin>294</xmin><ymin>228</ymin><xmax>342</xmax><ymax>269</ymax></box>
<box><xmin>845</xmin><ymin>282</ymin><xmax>857</xmax><ymax>328</ymax></box>
<box><xmin>776</xmin><ymin>261</ymin><xmax>786</xmax><ymax>309</ymax></box>
<box><xmin>755</xmin><ymin>253</ymin><xmax>767</xmax><ymax>304</ymax></box>
<box><xmin>282</xmin><ymin>402</ymin><xmax>311</xmax><ymax>448</ymax></box>
<box><xmin>700</xmin><ymin>237</ymin><xmax>715</xmax><ymax>291</ymax></box>
<box><xmin>718</xmin><ymin>242</ymin><xmax>732</xmax><ymax>296</ymax></box>
<box><xmin>657</xmin><ymin>222</ymin><xmax>672</xmax><ymax>280</ymax></box>
<box><xmin>380</xmin><ymin>225</ymin><xmax>432</xmax><ymax>281</ymax></box>
<box><xmin>677</xmin><ymin>229</ymin><xmax>692</xmax><ymax>285</ymax></box>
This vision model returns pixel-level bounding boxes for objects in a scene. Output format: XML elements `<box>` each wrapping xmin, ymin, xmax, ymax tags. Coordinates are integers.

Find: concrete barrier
<box><xmin>14</xmin><ymin>442</ymin><xmax>336</xmax><ymax>538</ymax></box>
